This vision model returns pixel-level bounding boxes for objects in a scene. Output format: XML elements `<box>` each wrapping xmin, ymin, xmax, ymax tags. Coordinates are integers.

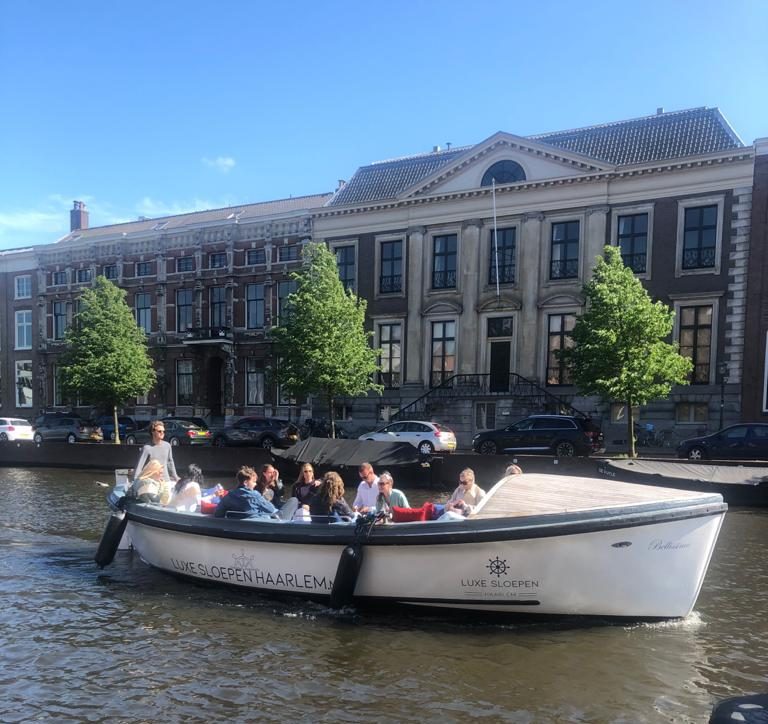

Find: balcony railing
<box><xmin>621</xmin><ymin>252</ymin><xmax>647</xmax><ymax>274</ymax></box>
<box><xmin>682</xmin><ymin>247</ymin><xmax>716</xmax><ymax>269</ymax></box>
<box><xmin>550</xmin><ymin>259</ymin><xmax>578</xmax><ymax>279</ymax></box>
<box><xmin>489</xmin><ymin>263</ymin><xmax>515</xmax><ymax>285</ymax></box>
<box><xmin>379</xmin><ymin>274</ymin><xmax>402</xmax><ymax>293</ymax></box>
<box><xmin>432</xmin><ymin>269</ymin><xmax>457</xmax><ymax>289</ymax></box>
<box><xmin>183</xmin><ymin>326</ymin><xmax>233</xmax><ymax>343</ymax></box>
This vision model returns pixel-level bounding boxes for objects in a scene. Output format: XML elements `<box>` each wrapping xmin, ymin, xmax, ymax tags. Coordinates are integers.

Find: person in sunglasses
<box><xmin>133</xmin><ymin>419</ymin><xmax>179</xmax><ymax>487</ymax></box>
<box><xmin>444</xmin><ymin>468</ymin><xmax>486</xmax><ymax>516</ymax></box>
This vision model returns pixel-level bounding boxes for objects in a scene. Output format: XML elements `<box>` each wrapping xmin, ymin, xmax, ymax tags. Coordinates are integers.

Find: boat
<box><xmin>96</xmin><ymin>472</ymin><xmax>727</xmax><ymax>618</ymax></box>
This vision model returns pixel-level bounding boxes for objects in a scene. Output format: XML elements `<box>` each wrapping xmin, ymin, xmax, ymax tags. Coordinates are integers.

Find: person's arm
<box><xmin>394</xmin><ymin>490</ymin><xmax>410</xmax><ymax>508</ymax></box>
<box><xmin>166</xmin><ymin>443</ymin><xmax>179</xmax><ymax>481</ymax></box>
<box><xmin>352</xmin><ymin>484</ymin><xmax>364</xmax><ymax>511</ymax></box>
<box><xmin>134</xmin><ymin>446</ymin><xmax>150</xmax><ymax>481</ymax></box>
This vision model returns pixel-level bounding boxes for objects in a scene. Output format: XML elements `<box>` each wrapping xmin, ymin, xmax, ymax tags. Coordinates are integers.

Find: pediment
<box><xmin>538</xmin><ymin>292</ymin><xmax>584</xmax><ymax>309</ymax></box>
<box><xmin>423</xmin><ymin>299</ymin><xmax>463</xmax><ymax>315</ymax></box>
<box><xmin>398</xmin><ymin>132</ymin><xmax>611</xmax><ymax>199</ymax></box>
<box><xmin>477</xmin><ymin>294</ymin><xmax>522</xmax><ymax>312</ymax></box>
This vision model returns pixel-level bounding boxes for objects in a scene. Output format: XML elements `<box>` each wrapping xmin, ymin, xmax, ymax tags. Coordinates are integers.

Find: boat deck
<box><xmin>474</xmin><ymin>474</ymin><xmax>718</xmax><ymax>519</ymax></box>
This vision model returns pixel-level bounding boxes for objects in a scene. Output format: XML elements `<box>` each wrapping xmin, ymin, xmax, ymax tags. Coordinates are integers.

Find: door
<box><xmin>207</xmin><ymin>357</ymin><xmax>223</xmax><ymax>416</ymax></box>
<box><xmin>489</xmin><ymin>341</ymin><xmax>511</xmax><ymax>392</ymax></box>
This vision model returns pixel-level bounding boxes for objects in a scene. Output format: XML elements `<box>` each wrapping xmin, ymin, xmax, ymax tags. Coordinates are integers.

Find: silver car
<box><xmin>358</xmin><ymin>421</ymin><xmax>457</xmax><ymax>455</ymax></box>
<box><xmin>33</xmin><ymin>416</ymin><xmax>103</xmax><ymax>444</ymax></box>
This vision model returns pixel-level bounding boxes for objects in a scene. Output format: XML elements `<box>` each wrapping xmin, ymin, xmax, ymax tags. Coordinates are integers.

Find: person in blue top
<box><xmin>215</xmin><ymin>465</ymin><xmax>277</xmax><ymax>519</ymax></box>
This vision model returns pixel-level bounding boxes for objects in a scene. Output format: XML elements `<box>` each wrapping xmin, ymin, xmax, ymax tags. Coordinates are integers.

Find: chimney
<box><xmin>70</xmin><ymin>200</ymin><xmax>89</xmax><ymax>231</ymax></box>
<box><xmin>656</xmin><ymin>107</ymin><xmax>664</xmax><ymax>115</ymax></box>
<box><xmin>336</xmin><ymin>179</ymin><xmax>346</xmax><ymax>191</ymax></box>
<box><xmin>432</xmin><ymin>145</ymin><xmax>441</xmax><ymax>153</ymax></box>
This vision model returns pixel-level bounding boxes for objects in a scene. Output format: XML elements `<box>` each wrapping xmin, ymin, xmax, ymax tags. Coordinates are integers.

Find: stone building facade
<box><xmin>0</xmin><ymin>107</ymin><xmax>763</xmax><ymax>447</ymax></box>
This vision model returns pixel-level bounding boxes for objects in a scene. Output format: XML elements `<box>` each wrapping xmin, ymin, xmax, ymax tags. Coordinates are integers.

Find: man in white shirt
<box><xmin>353</xmin><ymin>462</ymin><xmax>379</xmax><ymax>513</ymax></box>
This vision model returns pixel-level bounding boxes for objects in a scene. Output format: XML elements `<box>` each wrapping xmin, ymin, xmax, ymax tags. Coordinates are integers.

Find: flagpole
<box><xmin>492</xmin><ymin>178</ymin><xmax>500</xmax><ymax>300</ymax></box>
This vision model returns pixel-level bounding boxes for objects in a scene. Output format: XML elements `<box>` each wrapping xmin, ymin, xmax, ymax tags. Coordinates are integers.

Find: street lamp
<box><xmin>718</xmin><ymin>361</ymin><xmax>728</xmax><ymax>431</ymax></box>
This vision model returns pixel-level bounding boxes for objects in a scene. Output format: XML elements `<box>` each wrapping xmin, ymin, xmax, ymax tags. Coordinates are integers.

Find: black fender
<box><xmin>94</xmin><ymin>510</ymin><xmax>128</xmax><ymax>569</ymax></box>
<box><xmin>329</xmin><ymin>544</ymin><xmax>364</xmax><ymax>609</ymax></box>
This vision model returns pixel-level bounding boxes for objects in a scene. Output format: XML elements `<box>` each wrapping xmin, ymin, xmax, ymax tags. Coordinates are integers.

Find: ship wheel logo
<box><xmin>232</xmin><ymin>549</ymin><xmax>255</xmax><ymax>569</ymax></box>
<box><xmin>486</xmin><ymin>556</ymin><xmax>509</xmax><ymax>577</ymax></box>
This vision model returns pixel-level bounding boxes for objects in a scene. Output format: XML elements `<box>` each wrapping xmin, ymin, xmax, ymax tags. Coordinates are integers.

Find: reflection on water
<box><xmin>0</xmin><ymin>467</ymin><xmax>766</xmax><ymax>722</ymax></box>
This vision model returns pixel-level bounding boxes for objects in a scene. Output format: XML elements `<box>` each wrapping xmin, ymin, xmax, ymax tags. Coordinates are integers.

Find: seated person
<box><xmin>444</xmin><ymin>468</ymin><xmax>486</xmax><ymax>517</ymax></box>
<box><xmin>261</xmin><ymin>464</ymin><xmax>285</xmax><ymax>508</ymax></box>
<box><xmin>309</xmin><ymin>471</ymin><xmax>354</xmax><ymax>524</ymax></box>
<box><xmin>168</xmin><ymin>463</ymin><xmax>205</xmax><ymax>512</ymax></box>
<box><xmin>215</xmin><ymin>466</ymin><xmax>277</xmax><ymax>519</ymax></box>
<box><xmin>292</xmin><ymin>464</ymin><xmax>321</xmax><ymax>505</ymax></box>
<box><xmin>134</xmin><ymin>459</ymin><xmax>172</xmax><ymax>505</ymax></box>
<box><xmin>352</xmin><ymin>462</ymin><xmax>379</xmax><ymax>513</ymax></box>
<box><xmin>374</xmin><ymin>471</ymin><xmax>410</xmax><ymax>519</ymax></box>
<box><xmin>505</xmin><ymin>464</ymin><xmax>523</xmax><ymax>476</ymax></box>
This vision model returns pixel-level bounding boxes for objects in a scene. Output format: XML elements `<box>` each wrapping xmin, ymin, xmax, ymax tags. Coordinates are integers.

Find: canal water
<box><xmin>0</xmin><ymin>467</ymin><xmax>766</xmax><ymax>723</ymax></box>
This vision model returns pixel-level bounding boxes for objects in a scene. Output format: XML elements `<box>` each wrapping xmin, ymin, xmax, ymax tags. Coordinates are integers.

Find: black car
<box><xmin>472</xmin><ymin>414</ymin><xmax>601</xmax><ymax>457</ymax></box>
<box><xmin>124</xmin><ymin>419</ymin><xmax>211</xmax><ymax>446</ymax></box>
<box><xmin>213</xmin><ymin>417</ymin><xmax>299</xmax><ymax>449</ymax></box>
<box><xmin>162</xmin><ymin>416</ymin><xmax>210</xmax><ymax>431</ymax></box>
<box><xmin>676</xmin><ymin>423</ymin><xmax>768</xmax><ymax>460</ymax></box>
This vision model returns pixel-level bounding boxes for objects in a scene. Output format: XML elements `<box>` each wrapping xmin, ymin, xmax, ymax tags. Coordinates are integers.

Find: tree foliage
<box><xmin>59</xmin><ymin>276</ymin><xmax>156</xmax><ymax>442</ymax></box>
<box><xmin>270</xmin><ymin>243</ymin><xmax>382</xmax><ymax>436</ymax></box>
<box><xmin>560</xmin><ymin>246</ymin><xmax>692</xmax><ymax>457</ymax></box>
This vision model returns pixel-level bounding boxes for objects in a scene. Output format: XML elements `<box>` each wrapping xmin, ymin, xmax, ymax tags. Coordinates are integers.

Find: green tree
<box><xmin>59</xmin><ymin>276</ymin><xmax>156</xmax><ymax>443</ymax></box>
<box><xmin>560</xmin><ymin>246</ymin><xmax>692</xmax><ymax>458</ymax></box>
<box><xmin>270</xmin><ymin>242</ymin><xmax>382</xmax><ymax>437</ymax></box>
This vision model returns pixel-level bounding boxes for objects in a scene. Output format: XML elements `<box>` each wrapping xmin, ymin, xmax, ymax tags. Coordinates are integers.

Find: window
<box><xmin>210</xmin><ymin>287</ymin><xmax>227</xmax><ymax>328</ymax></box>
<box><xmin>475</xmin><ymin>402</ymin><xmax>497</xmax><ymax>431</ymax></box>
<box><xmin>679</xmin><ymin>305</ymin><xmax>712</xmax><ymax>384</ymax></box>
<box><xmin>335</xmin><ymin>245</ymin><xmax>356</xmax><ymax>291</ymax></box>
<box><xmin>177</xmin><ymin>256</ymin><xmax>194</xmax><ymax>273</ymax></box>
<box><xmin>682</xmin><ymin>205</ymin><xmax>717</xmax><ymax>270</ymax></box>
<box><xmin>15</xmin><ymin>275</ymin><xmax>31</xmax><ymax>299</ymax></box>
<box><xmin>334</xmin><ymin>403</ymin><xmax>353</xmax><ymax>421</ymax></box>
<box><xmin>489</xmin><ymin>228</ymin><xmax>516</xmax><ymax>285</ymax></box>
<box><xmin>676</xmin><ymin>402</ymin><xmax>709</xmax><ymax>424</ymax></box>
<box><xmin>53</xmin><ymin>301</ymin><xmax>67</xmax><ymax>340</ymax></box>
<box><xmin>209</xmin><ymin>252</ymin><xmax>227</xmax><ymax>269</ymax></box>
<box><xmin>135</xmin><ymin>293</ymin><xmax>152</xmax><ymax>333</ymax></box>
<box><xmin>136</xmin><ymin>393</ymin><xmax>149</xmax><ymax>406</ymax></box>
<box><xmin>246</xmin><ymin>284</ymin><xmax>265</xmax><ymax>328</ymax></box>
<box><xmin>176</xmin><ymin>360</ymin><xmax>194</xmax><ymax>405</ymax></box>
<box><xmin>246</xmin><ymin>358</ymin><xmax>265</xmax><ymax>405</ymax></box>
<box><xmin>15</xmin><ymin>361</ymin><xmax>32</xmax><ymax>407</ymax></box>
<box><xmin>379</xmin><ymin>241</ymin><xmax>402</xmax><ymax>294</ymax></box>
<box><xmin>277</xmin><ymin>280</ymin><xmax>297</xmax><ymax>324</ymax></box>
<box><xmin>15</xmin><ymin>310</ymin><xmax>32</xmax><ymax>349</ymax></box>
<box><xmin>103</xmin><ymin>265</ymin><xmax>118</xmax><ymax>280</ymax></box>
<box><xmin>378</xmin><ymin>323</ymin><xmax>401</xmax><ymax>388</ymax></box>
<box><xmin>76</xmin><ymin>268</ymin><xmax>92</xmax><ymax>283</ymax></box>
<box><xmin>54</xmin><ymin>366</ymin><xmax>64</xmax><ymax>407</ymax></box>
<box><xmin>177</xmin><ymin>289</ymin><xmax>194</xmax><ymax>332</ymax></box>
<box><xmin>481</xmin><ymin>160</ymin><xmax>526</xmax><ymax>186</ymax></box>
<box><xmin>432</xmin><ymin>234</ymin><xmax>457</xmax><ymax>289</ymax></box>
<box><xmin>617</xmin><ymin>213</ymin><xmax>648</xmax><ymax>274</ymax></box>
<box><xmin>550</xmin><ymin>221</ymin><xmax>579</xmax><ymax>279</ymax></box>
<box><xmin>52</xmin><ymin>271</ymin><xmax>67</xmax><ymax>286</ymax></box>
<box><xmin>136</xmin><ymin>261</ymin><xmax>152</xmax><ymax>277</ymax></box>
<box><xmin>547</xmin><ymin>314</ymin><xmax>575</xmax><ymax>385</ymax></box>
<box><xmin>378</xmin><ymin>405</ymin><xmax>400</xmax><ymax>422</ymax></box>
<box><xmin>247</xmin><ymin>248</ymin><xmax>266</xmax><ymax>265</ymax></box>
<box><xmin>430</xmin><ymin>320</ymin><xmax>455</xmax><ymax>386</ymax></box>
<box><xmin>279</xmin><ymin>245</ymin><xmax>300</xmax><ymax>263</ymax></box>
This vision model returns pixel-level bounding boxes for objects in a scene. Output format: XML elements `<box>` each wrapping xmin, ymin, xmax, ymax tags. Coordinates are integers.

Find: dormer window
<box><xmin>481</xmin><ymin>160</ymin><xmax>526</xmax><ymax>186</ymax></box>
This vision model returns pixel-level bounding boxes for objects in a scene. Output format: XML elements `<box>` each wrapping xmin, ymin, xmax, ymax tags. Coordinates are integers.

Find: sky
<box><xmin>1</xmin><ymin>0</ymin><xmax>766</xmax><ymax>250</ymax></box>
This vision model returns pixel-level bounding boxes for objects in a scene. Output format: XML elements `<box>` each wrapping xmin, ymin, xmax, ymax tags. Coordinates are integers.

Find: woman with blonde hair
<box><xmin>134</xmin><ymin>458</ymin><xmax>172</xmax><ymax>505</ymax></box>
<box><xmin>309</xmin><ymin>471</ymin><xmax>353</xmax><ymax>523</ymax></box>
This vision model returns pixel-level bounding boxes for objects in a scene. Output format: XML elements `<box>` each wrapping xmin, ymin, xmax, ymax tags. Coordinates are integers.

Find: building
<box><xmin>0</xmin><ymin>107</ymin><xmax>761</xmax><ymax>447</ymax></box>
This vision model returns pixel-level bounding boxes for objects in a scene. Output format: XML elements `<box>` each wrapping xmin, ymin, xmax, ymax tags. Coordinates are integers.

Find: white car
<box><xmin>0</xmin><ymin>417</ymin><xmax>34</xmax><ymax>442</ymax></box>
<box><xmin>358</xmin><ymin>421</ymin><xmax>456</xmax><ymax>455</ymax></box>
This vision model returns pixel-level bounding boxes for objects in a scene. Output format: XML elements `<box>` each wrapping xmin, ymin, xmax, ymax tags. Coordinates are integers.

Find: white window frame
<box><xmin>424</xmin><ymin>315</ymin><xmax>459</xmax><ymax>388</ymax></box>
<box><xmin>15</xmin><ymin>360</ymin><xmax>32</xmax><ymax>408</ymax></box>
<box><xmin>76</xmin><ymin>268</ymin><xmax>92</xmax><ymax>283</ymax></box>
<box><xmin>675</xmin><ymin>195</ymin><xmax>724</xmax><ymax>278</ymax></box>
<box><xmin>671</xmin><ymin>293</ymin><xmax>721</xmax><ymax>386</ymax></box>
<box><xmin>374</xmin><ymin>234</ymin><xmax>406</xmax><ymax>299</ymax></box>
<box><xmin>544</xmin><ymin>212</ymin><xmax>585</xmax><ymax>286</ymax></box>
<box><xmin>536</xmin><ymin>304</ymin><xmax>579</xmax><ymax>383</ymax></box>
<box><xmin>479</xmin><ymin>312</ymin><xmax>518</xmax><ymax>382</ymax></box>
<box><xmin>328</xmin><ymin>239</ymin><xmax>358</xmax><ymax>294</ymax></box>
<box><xmin>176</xmin><ymin>360</ymin><xmax>194</xmax><ymax>406</ymax></box>
<box><xmin>15</xmin><ymin>310</ymin><xmax>32</xmax><ymax>350</ymax></box>
<box><xmin>610</xmin><ymin>203</ymin><xmax>654</xmax><ymax>280</ymax></box>
<box><xmin>52</xmin><ymin>270</ymin><xmax>68</xmax><ymax>286</ymax></box>
<box><xmin>427</xmin><ymin>227</ymin><xmax>461</xmax><ymax>294</ymax></box>
<box><xmin>484</xmin><ymin>221</ymin><xmax>520</xmax><ymax>291</ymax></box>
<box><xmin>373</xmin><ymin>317</ymin><xmax>404</xmax><ymax>389</ymax></box>
<box><xmin>245</xmin><ymin>358</ymin><xmax>265</xmax><ymax>406</ymax></box>
<box><xmin>14</xmin><ymin>275</ymin><xmax>32</xmax><ymax>300</ymax></box>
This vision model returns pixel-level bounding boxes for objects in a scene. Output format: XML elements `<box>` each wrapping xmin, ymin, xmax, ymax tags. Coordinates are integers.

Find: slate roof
<box><xmin>328</xmin><ymin>107</ymin><xmax>744</xmax><ymax>207</ymax></box>
<box><xmin>56</xmin><ymin>193</ymin><xmax>334</xmax><ymax>243</ymax></box>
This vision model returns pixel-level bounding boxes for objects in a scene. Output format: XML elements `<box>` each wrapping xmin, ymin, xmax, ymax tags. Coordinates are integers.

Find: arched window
<box><xmin>481</xmin><ymin>160</ymin><xmax>526</xmax><ymax>186</ymax></box>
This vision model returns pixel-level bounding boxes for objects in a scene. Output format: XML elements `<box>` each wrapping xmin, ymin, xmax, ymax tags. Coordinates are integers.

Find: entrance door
<box><xmin>489</xmin><ymin>340</ymin><xmax>511</xmax><ymax>393</ymax></box>
<box><xmin>207</xmin><ymin>357</ymin><xmax>223</xmax><ymax>416</ymax></box>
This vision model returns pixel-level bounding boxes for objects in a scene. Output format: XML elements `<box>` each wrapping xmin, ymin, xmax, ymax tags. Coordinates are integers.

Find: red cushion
<box><xmin>392</xmin><ymin>505</ymin><xmax>427</xmax><ymax>522</ymax></box>
<box><xmin>200</xmin><ymin>499</ymin><xmax>218</xmax><ymax>515</ymax></box>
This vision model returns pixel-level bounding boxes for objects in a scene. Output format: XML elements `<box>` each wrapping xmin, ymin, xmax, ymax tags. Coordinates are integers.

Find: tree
<box><xmin>270</xmin><ymin>242</ymin><xmax>382</xmax><ymax>437</ymax></box>
<box><xmin>59</xmin><ymin>276</ymin><xmax>156</xmax><ymax>443</ymax></box>
<box><xmin>560</xmin><ymin>246</ymin><xmax>692</xmax><ymax>458</ymax></box>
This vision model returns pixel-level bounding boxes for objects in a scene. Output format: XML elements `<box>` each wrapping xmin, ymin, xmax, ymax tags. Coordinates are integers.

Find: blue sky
<box><xmin>1</xmin><ymin>0</ymin><xmax>766</xmax><ymax>250</ymax></box>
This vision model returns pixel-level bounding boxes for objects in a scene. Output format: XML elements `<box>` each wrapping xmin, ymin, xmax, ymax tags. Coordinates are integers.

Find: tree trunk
<box><xmin>627</xmin><ymin>400</ymin><xmax>636</xmax><ymax>458</ymax></box>
<box><xmin>112</xmin><ymin>404</ymin><xmax>121</xmax><ymax>445</ymax></box>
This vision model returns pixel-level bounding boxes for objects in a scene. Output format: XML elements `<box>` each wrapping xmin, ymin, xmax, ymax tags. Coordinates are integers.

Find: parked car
<box><xmin>93</xmin><ymin>415</ymin><xmax>142</xmax><ymax>441</ymax></box>
<box><xmin>472</xmin><ymin>414</ymin><xmax>601</xmax><ymax>457</ymax></box>
<box><xmin>33</xmin><ymin>416</ymin><xmax>103</xmax><ymax>444</ymax></box>
<box><xmin>212</xmin><ymin>417</ymin><xmax>300</xmax><ymax>450</ymax></box>
<box><xmin>358</xmin><ymin>421</ymin><xmax>457</xmax><ymax>455</ymax></box>
<box><xmin>676</xmin><ymin>423</ymin><xmax>768</xmax><ymax>460</ymax></box>
<box><xmin>0</xmin><ymin>417</ymin><xmax>34</xmax><ymax>442</ymax></box>
<box><xmin>124</xmin><ymin>419</ymin><xmax>211</xmax><ymax>447</ymax></box>
<box><xmin>162</xmin><ymin>416</ymin><xmax>209</xmax><ymax>431</ymax></box>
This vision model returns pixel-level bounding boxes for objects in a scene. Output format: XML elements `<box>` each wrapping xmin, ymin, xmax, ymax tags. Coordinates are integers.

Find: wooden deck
<box><xmin>474</xmin><ymin>474</ymin><xmax>716</xmax><ymax>519</ymax></box>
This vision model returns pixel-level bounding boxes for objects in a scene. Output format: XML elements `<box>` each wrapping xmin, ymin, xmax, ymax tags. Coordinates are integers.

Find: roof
<box><xmin>56</xmin><ymin>193</ymin><xmax>333</xmax><ymax>243</ymax></box>
<box><xmin>328</xmin><ymin>107</ymin><xmax>744</xmax><ymax>207</ymax></box>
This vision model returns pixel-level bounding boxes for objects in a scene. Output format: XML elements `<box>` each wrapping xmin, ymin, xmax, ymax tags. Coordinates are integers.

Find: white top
<box><xmin>353</xmin><ymin>477</ymin><xmax>380</xmax><ymax>509</ymax></box>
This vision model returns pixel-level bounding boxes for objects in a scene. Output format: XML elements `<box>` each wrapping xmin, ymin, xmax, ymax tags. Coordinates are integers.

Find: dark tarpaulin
<box><xmin>272</xmin><ymin>438</ymin><xmax>421</xmax><ymax>468</ymax></box>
